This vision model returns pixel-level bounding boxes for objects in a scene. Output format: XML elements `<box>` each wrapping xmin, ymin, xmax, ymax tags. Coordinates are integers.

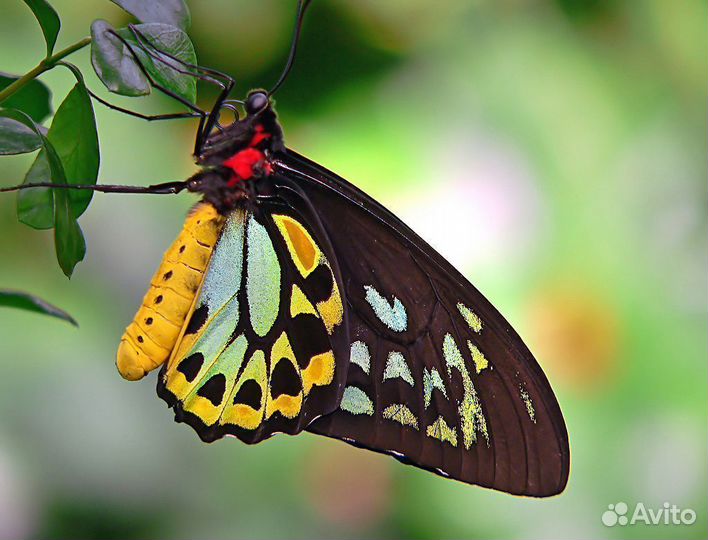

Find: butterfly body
<box><xmin>118</xmin><ymin>91</ymin><xmax>570</xmax><ymax>496</ymax></box>
<box><xmin>116</xmin><ymin>204</ymin><xmax>224</xmax><ymax>381</ymax></box>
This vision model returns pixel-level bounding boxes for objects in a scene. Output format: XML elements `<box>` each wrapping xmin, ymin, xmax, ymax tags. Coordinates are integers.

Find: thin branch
<box><xmin>0</xmin><ymin>37</ymin><xmax>91</xmax><ymax>103</ymax></box>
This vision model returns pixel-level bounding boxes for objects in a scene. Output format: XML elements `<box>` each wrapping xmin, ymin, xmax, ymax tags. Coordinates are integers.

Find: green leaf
<box><xmin>0</xmin><ymin>289</ymin><xmax>77</xmax><ymax>326</ymax></box>
<box><xmin>110</xmin><ymin>0</ymin><xmax>191</xmax><ymax>30</ymax></box>
<box><xmin>22</xmin><ymin>0</ymin><xmax>61</xmax><ymax>57</ymax></box>
<box><xmin>0</xmin><ymin>72</ymin><xmax>52</xmax><ymax>123</ymax></box>
<box><xmin>54</xmin><ymin>187</ymin><xmax>86</xmax><ymax>277</ymax></box>
<box><xmin>18</xmin><ymin>149</ymin><xmax>54</xmax><ymax>229</ymax></box>
<box><xmin>0</xmin><ymin>109</ymin><xmax>86</xmax><ymax>277</ymax></box>
<box><xmin>90</xmin><ymin>20</ymin><xmax>197</xmax><ymax>103</ymax></box>
<box><xmin>49</xmin><ymin>80</ymin><xmax>99</xmax><ymax>217</ymax></box>
<box><xmin>90</xmin><ymin>19</ymin><xmax>150</xmax><ymax>97</ymax></box>
<box><xmin>43</xmin><ymin>137</ymin><xmax>85</xmax><ymax>277</ymax></box>
<box><xmin>0</xmin><ymin>116</ymin><xmax>41</xmax><ymax>154</ymax></box>
<box><xmin>116</xmin><ymin>23</ymin><xmax>197</xmax><ymax>104</ymax></box>
<box><xmin>17</xmin><ymin>79</ymin><xmax>99</xmax><ymax>229</ymax></box>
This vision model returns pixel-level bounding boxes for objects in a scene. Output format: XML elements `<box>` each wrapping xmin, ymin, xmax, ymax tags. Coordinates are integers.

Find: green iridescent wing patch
<box><xmin>157</xmin><ymin>205</ymin><xmax>348</xmax><ymax>443</ymax></box>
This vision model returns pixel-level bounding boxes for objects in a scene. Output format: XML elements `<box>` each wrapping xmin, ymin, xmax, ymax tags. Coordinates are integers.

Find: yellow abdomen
<box><xmin>117</xmin><ymin>203</ymin><xmax>225</xmax><ymax>380</ymax></box>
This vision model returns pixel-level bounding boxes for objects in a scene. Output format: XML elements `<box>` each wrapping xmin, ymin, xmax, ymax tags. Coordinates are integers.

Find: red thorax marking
<box><xmin>249</xmin><ymin>124</ymin><xmax>271</xmax><ymax>147</ymax></box>
<box><xmin>223</xmin><ymin>125</ymin><xmax>274</xmax><ymax>186</ymax></box>
<box><xmin>224</xmin><ymin>148</ymin><xmax>264</xmax><ymax>185</ymax></box>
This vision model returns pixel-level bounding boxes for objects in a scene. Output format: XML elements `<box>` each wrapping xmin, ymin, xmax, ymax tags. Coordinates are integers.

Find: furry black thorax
<box><xmin>185</xmin><ymin>97</ymin><xmax>285</xmax><ymax>214</ymax></box>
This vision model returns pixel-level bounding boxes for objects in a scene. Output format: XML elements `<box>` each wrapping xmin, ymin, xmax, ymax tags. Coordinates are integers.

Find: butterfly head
<box><xmin>245</xmin><ymin>91</ymin><xmax>269</xmax><ymax>116</ymax></box>
<box><xmin>187</xmin><ymin>90</ymin><xmax>285</xmax><ymax>212</ymax></box>
<box><xmin>197</xmin><ymin>90</ymin><xmax>284</xmax><ymax>165</ymax></box>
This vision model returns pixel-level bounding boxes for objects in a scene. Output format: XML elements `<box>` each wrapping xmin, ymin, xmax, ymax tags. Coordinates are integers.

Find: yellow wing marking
<box><xmin>290</xmin><ymin>284</ymin><xmax>317</xmax><ymax>317</ymax></box>
<box><xmin>183</xmin><ymin>390</ymin><xmax>221</xmax><ymax>425</ymax></box>
<box><xmin>272</xmin><ymin>214</ymin><xmax>321</xmax><ymax>277</ymax></box>
<box><xmin>164</xmin><ymin>297</ymin><xmax>241</xmax><ymax>403</ymax></box>
<box><xmin>221</xmin><ymin>349</ymin><xmax>267</xmax><ymax>430</ymax></box>
<box><xmin>457</xmin><ymin>302</ymin><xmax>483</xmax><ymax>333</ymax></box>
<box><xmin>117</xmin><ymin>203</ymin><xmax>224</xmax><ymax>381</ymax></box>
<box><xmin>426</xmin><ymin>416</ymin><xmax>458</xmax><ymax>447</ymax></box>
<box><xmin>301</xmin><ymin>350</ymin><xmax>335</xmax><ymax>395</ymax></box>
<box><xmin>265</xmin><ymin>332</ymin><xmax>303</xmax><ymax>420</ymax></box>
<box><xmin>178</xmin><ymin>335</ymin><xmax>248</xmax><ymax>426</ymax></box>
<box><xmin>382</xmin><ymin>404</ymin><xmax>419</xmax><ymax>429</ymax></box>
<box><xmin>157</xmin><ymin>210</ymin><xmax>341</xmax><ymax>433</ymax></box>
<box><xmin>468</xmin><ymin>341</ymin><xmax>489</xmax><ymax>373</ymax></box>
<box><xmin>316</xmin><ymin>277</ymin><xmax>343</xmax><ymax>334</ymax></box>
<box><xmin>443</xmin><ymin>333</ymin><xmax>489</xmax><ymax>447</ymax></box>
<box><xmin>273</xmin><ymin>213</ymin><xmax>343</xmax><ymax>335</ymax></box>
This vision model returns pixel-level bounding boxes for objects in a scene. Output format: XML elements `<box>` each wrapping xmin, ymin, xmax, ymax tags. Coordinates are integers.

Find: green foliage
<box><xmin>18</xmin><ymin>148</ymin><xmax>53</xmax><ymax>228</ymax></box>
<box><xmin>91</xmin><ymin>20</ymin><xmax>197</xmax><ymax>102</ymax></box>
<box><xmin>0</xmin><ymin>116</ymin><xmax>43</xmax><ymax>155</ymax></box>
<box><xmin>90</xmin><ymin>19</ymin><xmax>151</xmax><ymax>96</ymax></box>
<box><xmin>0</xmin><ymin>0</ymin><xmax>194</xmax><ymax>312</ymax></box>
<box><xmin>53</xmin><ymin>184</ymin><xmax>87</xmax><ymax>277</ymax></box>
<box><xmin>0</xmin><ymin>289</ymin><xmax>77</xmax><ymax>325</ymax></box>
<box><xmin>18</xmin><ymin>65</ymin><xmax>99</xmax><ymax>229</ymax></box>
<box><xmin>116</xmin><ymin>23</ymin><xmax>197</xmax><ymax>103</ymax></box>
<box><xmin>22</xmin><ymin>0</ymin><xmax>61</xmax><ymax>56</ymax></box>
<box><xmin>0</xmin><ymin>108</ymin><xmax>85</xmax><ymax>276</ymax></box>
<box><xmin>110</xmin><ymin>0</ymin><xmax>191</xmax><ymax>30</ymax></box>
<box><xmin>0</xmin><ymin>72</ymin><xmax>52</xmax><ymax>122</ymax></box>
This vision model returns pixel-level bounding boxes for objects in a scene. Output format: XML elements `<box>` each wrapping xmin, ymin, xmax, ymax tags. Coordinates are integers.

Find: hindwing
<box><xmin>272</xmin><ymin>151</ymin><xmax>570</xmax><ymax>496</ymax></box>
<box><xmin>157</xmin><ymin>199</ymin><xmax>349</xmax><ymax>443</ymax></box>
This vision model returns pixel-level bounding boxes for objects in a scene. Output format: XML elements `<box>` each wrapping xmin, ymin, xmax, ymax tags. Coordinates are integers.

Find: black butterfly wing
<box><xmin>271</xmin><ymin>150</ymin><xmax>570</xmax><ymax>496</ymax></box>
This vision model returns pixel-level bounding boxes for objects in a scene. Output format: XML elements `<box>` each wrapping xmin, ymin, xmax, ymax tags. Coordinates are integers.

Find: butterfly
<box><xmin>7</xmin><ymin>2</ymin><xmax>569</xmax><ymax>497</ymax></box>
<box><xmin>113</xmin><ymin>80</ymin><xmax>569</xmax><ymax>496</ymax></box>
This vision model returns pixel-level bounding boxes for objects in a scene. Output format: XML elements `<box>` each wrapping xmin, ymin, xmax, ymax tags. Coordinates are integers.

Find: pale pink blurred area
<box><xmin>399</xmin><ymin>128</ymin><xmax>545</xmax><ymax>278</ymax></box>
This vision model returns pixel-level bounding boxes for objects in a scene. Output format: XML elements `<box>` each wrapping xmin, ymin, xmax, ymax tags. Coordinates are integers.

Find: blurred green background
<box><xmin>0</xmin><ymin>0</ymin><xmax>706</xmax><ymax>539</ymax></box>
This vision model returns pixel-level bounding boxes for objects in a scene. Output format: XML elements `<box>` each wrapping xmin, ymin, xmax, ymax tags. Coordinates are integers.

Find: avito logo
<box><xmin>602</xmin><ymin>502</ymin><xmax>697</xmax><ymax>527</ymax></box>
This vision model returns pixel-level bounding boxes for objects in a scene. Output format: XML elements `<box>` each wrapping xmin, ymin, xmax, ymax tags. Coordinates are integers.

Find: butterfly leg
<box><xmin>107</xmin><ymin>29</ymin><xmax>212</xmax><ymax>155</ymax></box>
<box><xmin>127</xmin><ymin>25</ymin><xmax>235</xmax><ymax>91</ymax></box>
<box><xmin>86</xmin><ymin>88</ymin><xmax>204</xmax><ymax>122</ymax></box>
<box><xmin>126</xmin><ymin>25</ymin><xmax>236</xmax><ymax>156</ymax></box>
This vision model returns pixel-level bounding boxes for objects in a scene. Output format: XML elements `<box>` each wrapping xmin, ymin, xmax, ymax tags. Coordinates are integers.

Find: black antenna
<box><xmin>268</xmin><ymin>0</ymin><xmax>313</xmax><ymax>96</ymax></box>
<box><xmin>1</xmin><ymin>5</ymin><xmax>313</xmax><ymax>198</ymax></box>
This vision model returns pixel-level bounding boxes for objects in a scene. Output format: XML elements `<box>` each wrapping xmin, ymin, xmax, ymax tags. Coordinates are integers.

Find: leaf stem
<box><xmin>0</xmin><ymin>37</ymin><xmax>92</xmax><ymax>104</ymax></box>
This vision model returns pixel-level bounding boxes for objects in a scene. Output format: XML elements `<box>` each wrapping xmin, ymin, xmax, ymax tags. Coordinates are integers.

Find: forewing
<box><xmin>157</xmin><ymin>197</ymin><xmax>349</xmax><ymax>443</ymax></box>
<box><xmin>273</xmin><ymin>151</ymin><xmax>569</xmax><ymax>496</ymax></box>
